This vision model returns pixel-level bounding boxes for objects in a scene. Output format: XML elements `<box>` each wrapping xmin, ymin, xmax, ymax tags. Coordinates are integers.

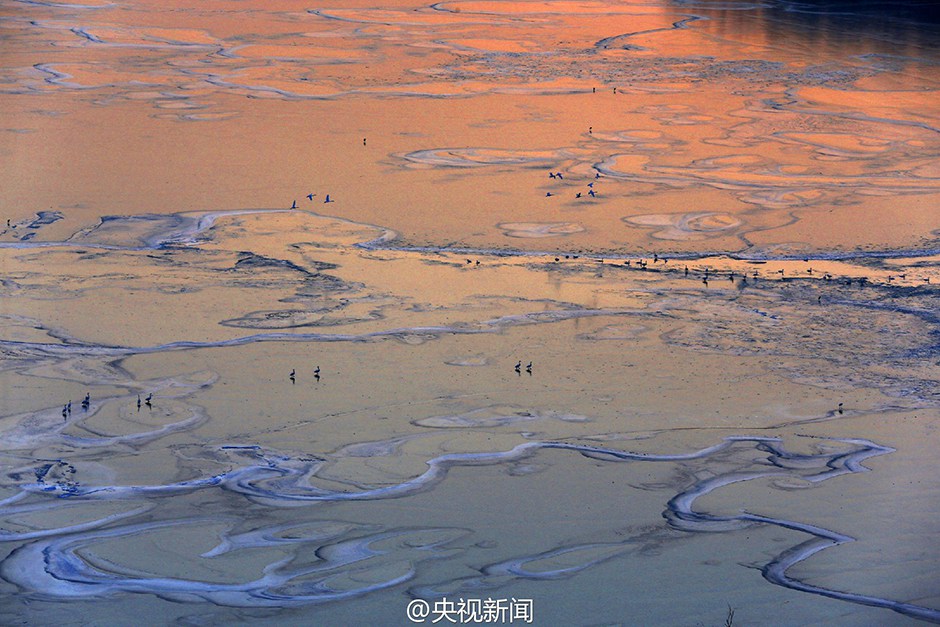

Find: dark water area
<box><xmin>782</xmin><ymin>1</ymin><xmax>940</xmax><ymax>24</ymax></box>
<box><xmin>680</xmin><ymin>0</ymin><xmax>940</xmax><ymax>54</ymax></box>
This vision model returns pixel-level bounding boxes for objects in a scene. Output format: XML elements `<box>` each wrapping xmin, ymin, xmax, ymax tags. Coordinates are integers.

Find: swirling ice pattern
<box><xmin>623</xmin><ymin>212</ymin><xmax>743</xmax><ymax>241</ymax></box>
<box><xmin>496</xmin><ymin>222</ymin><xmax>586</xmax><ymax>239</ymax></box>
<box><xmin>2</xmin><ymin>519</ymin><xmax>467</xmax><ymax>607</ymax></box>
<box><xmin>398</xmin><ymin>147</ymin><xmax>569</xmax><ymax>169</ymax></box>
<box><xmin>2</xmin><ymin>212</ymin><xmax>938</xmax><ymax>620</ymax></box>
<box><xmin>2</xmin><ymin>207</ymin><xmax>938</xmax><ymax>407</ymax></box>
<box><xmin>2</xmin><ymin>436</ymin><xmax>938</xmax><ymax>621</ymax></box>
<box><xmin>0</xmin><ymin>397</ymin><xmax>209</xmax><ymax>452</ymax></box>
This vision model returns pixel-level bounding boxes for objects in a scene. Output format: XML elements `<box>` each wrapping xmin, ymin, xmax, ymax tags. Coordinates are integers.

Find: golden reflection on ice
<box><xmin>1</xmin><ymin>0</ymin><xmax>939</xmax><ymax>624</ymax></box>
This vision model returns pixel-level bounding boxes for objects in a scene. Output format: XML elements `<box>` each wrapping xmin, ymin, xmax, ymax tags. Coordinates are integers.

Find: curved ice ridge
<box><xmin>4</xmin><ymin>435</ymin><xmax>936</xmax><ymax>620</ymax></box>
<box><xmin>0</xmin><ymin>209</ymin><xmax>299</xmax><ymax>252</ymax></box>
<box><xmin>398</xmin><ymin>147</ymin><xmax>568</xmax><ymax>168</ymax></box>
<box><xmin>0</xmin><ymin>307</ymin><xmax>652</xmax><ymax>359</ymax></box>
<box><xmin>595</xmin><ymin>16</ymin><xmax>702</xmax><ymax>50</ymax></box>
<box><xmin>1</xmin><ymin>518</ymin><xmax>466</xmax><ymax>607</ymax></box>
<box><xmin>0</xmin><ymin>502</ymin><xmax>152</xmax><ymax>542</ymax></box>
<box><xmin>5</xmin><ymin>206</ymin><xmax>940</xmax><ymax>263</ymax></box>
<box><xmin>1</xmin><ymin>401</ymin><xmax>208</xmax><ymax>452</ymax></box>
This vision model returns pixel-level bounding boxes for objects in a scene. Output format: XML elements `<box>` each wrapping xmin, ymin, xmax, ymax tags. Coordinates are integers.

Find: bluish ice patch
<box><xmin>1</xmin><ymin>435</ymin><xmax>935</xmax><ymax>621</ymax></box>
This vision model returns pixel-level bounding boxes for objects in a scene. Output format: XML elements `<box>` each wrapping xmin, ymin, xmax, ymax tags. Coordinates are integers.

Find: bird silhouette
<box><xmin>324</xmin><ymin>195</ymin><xmax>334</xmax><ymax>203</ymax></box>
<box><xmin>307</xmin><ymin>193</ymin><xmax>315</xmax><ymax>201</ymax></box>
<box><xmin>291</xmin><ymin>200</ymin><xmax>297</xmax><ymax>209</ymax></box>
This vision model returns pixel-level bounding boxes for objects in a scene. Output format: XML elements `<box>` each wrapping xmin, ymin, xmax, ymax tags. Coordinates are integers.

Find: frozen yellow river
<box><xmin>1</xmin><ymin>0</ymin><xmax>938</xmax><ymax>624</ymax></box>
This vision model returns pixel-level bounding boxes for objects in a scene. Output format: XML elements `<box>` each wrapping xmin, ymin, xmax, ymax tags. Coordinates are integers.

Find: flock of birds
<box><xmin>61</xmin><ymin>360</ymin><xmax>849</xmax><ymax>425</ymax></box>
<box><xmin>545</xmin><ymin>171</ymin><xmax>601</xmax><ymax>198</ymax></box>
<box><xmin>61</xmin><ymin>392</ymin><xmax>92</xmax><ymax>418</ymax></box>
<box><xmin>61</xmin><ymin>369</ymin><xmax>324</xmax><ymax>420</ymax></box>
<box><xmin>288</xmin><ymin>366</ymin><xmax>321</xmax><ymax>384</ymax></box>
<box><xmin>288</xmin><ymin>167</ymin><xmax>601</xmax><ymax>208</ymax></box>
<box><xmin>282</xmin><ymin>166</ymin><xmax>931</xmax><ymax>291</ymax></box>
<box><xmin>49</xmin><ymin>153</ymin><xmax>928</xmax><ymax>424</ymax></box>
<box><xmin>291</xmin><ymin>193</ymin><xmax>333</xmax><ymax>210</ymax></box>
<box><xmin>283</xmin><ymin>362</ymin><xmax>532</xmax><ymax>383</ymax></box>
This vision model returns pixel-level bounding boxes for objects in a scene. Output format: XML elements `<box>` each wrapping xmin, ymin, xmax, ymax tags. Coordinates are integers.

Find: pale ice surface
<box><xmin>1</xmin><ymin>0</ymin><xmax>939</xmax><ymax>625</ymax></box>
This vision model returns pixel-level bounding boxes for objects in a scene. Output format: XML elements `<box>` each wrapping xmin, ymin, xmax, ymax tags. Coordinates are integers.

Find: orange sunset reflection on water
<box><xmin>1</xmin><ymin>1</ymin><xmax>939</xmax><ymax>625</ymax></box>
